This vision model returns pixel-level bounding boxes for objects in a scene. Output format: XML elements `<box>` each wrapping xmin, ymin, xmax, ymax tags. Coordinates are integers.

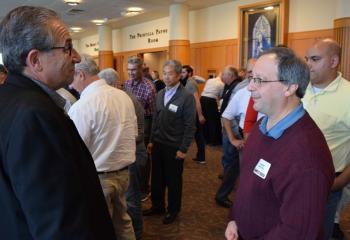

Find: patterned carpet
<box><xmin>142</xmin><ymin>143</ymin><xmax>235</xmax><ymax>240</ymax></box>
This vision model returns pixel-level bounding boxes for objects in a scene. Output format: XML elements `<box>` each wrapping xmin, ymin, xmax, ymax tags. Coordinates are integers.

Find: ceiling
<box><xmin>0</xmin><ymin>0</ymin><xmax>234</xmax><ymax>39</ymax></box>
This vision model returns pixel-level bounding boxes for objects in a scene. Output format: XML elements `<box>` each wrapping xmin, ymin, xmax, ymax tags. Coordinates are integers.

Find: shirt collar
<box><xmin>306</xmin><ymin>72</ymin><xmax>342</xmax><ymax>95</ymax></box>
<box><xmin>80</xmin><ymin>79</ymin><xmax>106</xmax><ymax>98</ymax></box>
<box><xmin>131</xmin><ymin>78</ymin><xmax>144</xmax><ymax>86</ymax></box>
<box><xmin>30</xmin><ymin>78</ymin><xmax>66</xmax><ymax>110</ymax></box>
<box><xmin>165</xmin><ymin>82</ymin><xmax>180</xmax><ymax>92</ymax></box>
<box><xmin>259</xmin><ymin>103</ymin><xmax>305</xmax><ymax>139</ymax></box>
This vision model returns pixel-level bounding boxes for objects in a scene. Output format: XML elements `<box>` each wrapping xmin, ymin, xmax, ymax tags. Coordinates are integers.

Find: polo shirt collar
<box><xmin>259</xmin><ymin>103</ymin><xmax>305</xmax><ymax>139</ymax></box>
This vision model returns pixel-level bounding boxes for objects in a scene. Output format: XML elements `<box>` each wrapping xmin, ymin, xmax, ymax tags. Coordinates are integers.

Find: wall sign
<box><xmin>129</xmin><ymin>28</ymin><xmax>168</xmax><ymax>44</ymax></box>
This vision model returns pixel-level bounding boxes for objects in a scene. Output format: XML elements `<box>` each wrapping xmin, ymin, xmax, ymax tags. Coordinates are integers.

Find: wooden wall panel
<box><xmin>169</xmin><ymin>40</ymin><xmax>190</xmax><ymax>65</ymax></box>
<box><xmin>288</xmin><ymin>29</ymin><xmax>334</xmax><ymax>58</ymax></box>
<box><xmin>190</xmin><ymin>39</ymin><xmax>238</xmax><ymax>82</ymax></box>
<box><xmin>334</xmin><ymin>18</ymin><xmax>350</xmax><ymax>80</ymax></box>
<box><xmin>98</xmin><ymin>50</ymin><xmax>114</xmax><ymax>70</ymax></box>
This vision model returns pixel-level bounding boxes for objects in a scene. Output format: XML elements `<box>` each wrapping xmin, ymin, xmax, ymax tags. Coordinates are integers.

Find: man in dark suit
<box><xmin>144</xmin><ymin>60</ymin><xmax>196</xmax><ymax>224</ymax></box>
<box><xmin>0</xmin><ymin>6</ymin><xmax>116</xmax><ymax>239</ymax></box>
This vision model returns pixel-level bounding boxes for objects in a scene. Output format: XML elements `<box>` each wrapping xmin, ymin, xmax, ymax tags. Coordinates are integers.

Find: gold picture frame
<box><xmin>238</xmin><ymin>0</ymin><xmax>289</xmax><ymax>67</ymax></box>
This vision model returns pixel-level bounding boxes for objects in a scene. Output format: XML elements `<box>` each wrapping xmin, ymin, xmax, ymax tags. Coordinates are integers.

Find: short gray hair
<box><xmin>75</xmin><ymin>54</ymin><xmax>99</xmax><ymax>76</ymax></box>
<box><xmin>128</xmin><ymin>56</ymin><xmax>143</xmax><ymax>68</ymax></box>
<box><xmin>0</xmin><ymin>6</ymin><xmax>60</xmax><ymax>73</ymax></box>
<box><xmin>163</xmin><ymin>60</ymin><xmax>182</xmax><ymax>74</ymax></box>
<box><xmin>260</xmin><ymin>47</ymin><xmax>309</xmax><ymax>98</ymax></box>
<box><xmin>98</xmin><ymin>68</ymin><xmax>120</xmax><ymax>86</ymax></box>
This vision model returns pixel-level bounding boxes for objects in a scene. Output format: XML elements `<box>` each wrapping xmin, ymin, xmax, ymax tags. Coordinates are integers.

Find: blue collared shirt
<box><xmin>259</xmin><ymin>103</ymin><xmax>305</xmax><ymax>139</ymax></box>
<box><xmin>164</xmin><ymin>82</ymin><xmax>180</xmax><ymax>106</ymax></box>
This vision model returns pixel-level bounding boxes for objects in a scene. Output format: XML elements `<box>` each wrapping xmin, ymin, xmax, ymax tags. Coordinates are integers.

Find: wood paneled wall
<box><xmin>334</xmin><ymin>18</ymin><xmax>350</xmax><ymax>80</ymax></box>
<box><xmin>287</xmin><ymin>29</ymin><xmax>334</xmax><ymax>58</ymax></box>
<box><xmin>190</xmin><ymin>39</ymin><xmax>238</xmax><ymax>80</ymax></box>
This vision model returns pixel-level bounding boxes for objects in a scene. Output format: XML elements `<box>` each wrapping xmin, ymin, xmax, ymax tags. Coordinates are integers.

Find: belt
<box><xmin>97</xmin><ymin>166</ymin><xmax>128</xmax><ymax>175</ymax></box>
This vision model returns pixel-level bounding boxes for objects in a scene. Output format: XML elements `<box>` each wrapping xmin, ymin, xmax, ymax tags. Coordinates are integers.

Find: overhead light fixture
<box><xmin>248</xmin><ymin>9</ymin><xmax>255</xmax><ymax>12</ymax></box>
<box><xmin>91</xmin><ymin>19</ymin><xmax>106</xmax><ymax>26</ymax></box>
<box><xmin>64</xmin><ymin>0</ymin><xmax>81</xmax><ymax>6</ymax></box>
<box><xmin>70</xmin><ymin>26</ymin><xmax>83</xmax><ymax>32</ymax></box>
<box><xmin>264</xmin><ymin>6</ymin><xmax>274</xmax><ymax>10</ymax></box>
<box><xmin>121</xmin><ymin>7</ymin><xmax>144</xmax><ymax>17</ymax></box>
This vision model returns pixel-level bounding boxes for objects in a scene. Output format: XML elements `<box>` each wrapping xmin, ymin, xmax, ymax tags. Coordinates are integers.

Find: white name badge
<box><xmin>169</xmin><ymin>104</ymin><xmax>178</xmax><ymax>113</ymax></box>
<box><xmin>253</xmin><ymin>159</ymin><xmax>271</xmax><ymax>179</ymax></box>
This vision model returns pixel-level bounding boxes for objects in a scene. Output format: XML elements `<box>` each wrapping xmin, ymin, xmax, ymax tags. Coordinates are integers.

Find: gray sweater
<box><xmin>150</xmin><ymin>84</ymin><xmax>196</xmax><ymax>153</ymax></box>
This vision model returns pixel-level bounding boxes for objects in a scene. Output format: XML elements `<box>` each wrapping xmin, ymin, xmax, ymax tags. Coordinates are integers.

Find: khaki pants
<box><xmin>99</xmin><ymin>169</ymin><xmax>136</xmax><ymax>240</ymax></box>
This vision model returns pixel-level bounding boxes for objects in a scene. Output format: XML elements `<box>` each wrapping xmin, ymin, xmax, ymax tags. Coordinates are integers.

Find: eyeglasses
<box><xmin>248</xmin><ymin>76</ymin><xmax>286</xmax><ymax>86</ymax></box>
<box><xmin>50</xmin><ymin>41</ymin><xmax>73</xmax><ymax>56</ymax></box>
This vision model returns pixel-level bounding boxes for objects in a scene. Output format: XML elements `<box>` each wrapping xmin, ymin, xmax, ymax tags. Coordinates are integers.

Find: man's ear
<box><xmin>26</xmin><ymin>49</ymin><xmax>43</xmax><ymax>72</ymax></box>
<box><xmin>330</xmin><ymin>55</ymin><xmax>340</xmax><ymax>69</ymax></box>
<box><xmin>284</xmin><ymin>84</ymin><xmax>298</xmax><ymax>97</ymax></box>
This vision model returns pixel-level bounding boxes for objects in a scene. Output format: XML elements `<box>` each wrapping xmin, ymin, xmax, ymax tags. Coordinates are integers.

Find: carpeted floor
<box><xmin>142</xmin><ymin>143</ymin><xmax>234</xmax><ymax>240</ymax></box>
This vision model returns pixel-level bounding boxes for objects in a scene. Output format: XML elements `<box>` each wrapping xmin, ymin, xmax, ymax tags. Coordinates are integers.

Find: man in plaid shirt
<box><xmin>125</xmin><ymin>56</ymin><xmax>156</xmax><ymax>201</ymax></box>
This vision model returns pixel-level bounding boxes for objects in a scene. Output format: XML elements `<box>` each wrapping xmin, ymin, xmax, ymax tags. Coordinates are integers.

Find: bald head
<box><xmin>314</xmin><ymin>38</ymin><xmax>341</xmax><ymax>59</ymax></box>
<box><xmin>305</xmin><ymin>38</ymin><xmax>340</xmax><ymax>88</ymax></box>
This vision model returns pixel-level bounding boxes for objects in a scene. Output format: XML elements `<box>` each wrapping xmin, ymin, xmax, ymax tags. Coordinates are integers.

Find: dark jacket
<box><xmin>150</xmin><ymin>84</ymin><xmax>196</xmax><ymax>153</ymax></box>
<box><xmin>0</xmin><ymin>73</ymin><xmax>116</xmax><ymax>240</ymax></box>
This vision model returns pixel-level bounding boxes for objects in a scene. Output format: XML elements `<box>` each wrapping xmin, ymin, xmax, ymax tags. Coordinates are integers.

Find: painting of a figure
<box><xmin>247</xmin><ymin>8</ymin><xmax>278</xmax><ymax>60</ymax></box>
<box><xmin>239</xmin><ymin>0</ymin><xmax>288</xmax><ymax>67</ymax></box>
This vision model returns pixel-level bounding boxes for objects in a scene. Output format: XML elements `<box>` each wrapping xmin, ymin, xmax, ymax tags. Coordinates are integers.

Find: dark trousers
<box><xmin>200</xmin><ymin>96</ymin><xmax>222</xmax><ymax>145</ymax></box>
<box><xmin>151</xmin><ymin>142</ymin><xmax>184</xmax><ymax>214</ymax></box>
<box><xmin>215</xmin><ymin>132</ymin><xmax>240</xmax><ymax>201</ymax></box>
<box><xmin>140</xmin><ymin>117</ymin><xmax>152</xmax><ymax>194</ymax></box>
<box><xmin>195</xmin><ymin>116</ymin><xmax>206</xmax><ymax>161</ymax></box>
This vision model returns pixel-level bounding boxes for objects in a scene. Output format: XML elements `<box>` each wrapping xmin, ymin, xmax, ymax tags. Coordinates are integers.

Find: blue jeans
<box><xmin>221</xmin><ymin>132</ymin><xmax>238</xmax><ymax>170</ymax></box>
<box><xmin>324</xmin><ymin>189</ymin><xmax>342</xmax><ymax>240</ymax></box>
<box><xmin>216</xmin><ymin>132</ymin><xmax>240</xmax><ymax>201</ymax></box>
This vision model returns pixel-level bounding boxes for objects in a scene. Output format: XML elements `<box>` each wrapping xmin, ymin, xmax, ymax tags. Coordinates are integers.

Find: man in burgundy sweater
<box><xmin>225</xmin><ymin>47</ymin><xmax>335</xmax><ymax>240</ymax></box>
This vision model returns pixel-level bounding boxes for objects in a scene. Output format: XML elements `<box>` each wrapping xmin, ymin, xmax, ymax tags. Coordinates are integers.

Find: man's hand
<box><xmin>199</xmin><ymin>114</ymin><xmax>206</xmax><ymax>124</ymax></box>
<box><xmin>147</xmin><ymin>143</ymin><xmax>153</xmax><ymax>154</ymax></box>
<box><xmin>225</xmin><ymin>221</ymin><xmax>239</xmax><ymax>240</ymax></box>
<box><xmin>230</xmin><ymin>139</ymin><xmax>245</xmax><ymax>150</ymax></box>
<box><xmin>176</xmin><ymin>151</ymin><xmax>186</xmax><ymax>159</ymax></box>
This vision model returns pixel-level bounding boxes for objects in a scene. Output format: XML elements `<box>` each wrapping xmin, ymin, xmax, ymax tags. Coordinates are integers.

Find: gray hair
<box><xmin>223</xmin><ymin>65</ymin><xmax>238</xmax><ymax>78</ymax></box>
<box><xmin>75</xmin><ymin>54</ymin><xmax>99</xmax><ymax>76</ymax></box>
<box><xmin>128</xmin><ymin>56</ymin><xmax>143</xmax><ymax>68</ymax></box>
<box><xmin>163</xmin><ymin>60</ymin><xmax>182</xmax><ymax>74</ymax></box>
<box><xmin>98</xmin><ymin>68</ymin><xmax>120</xmax><ymax>86</ymax></box>
<box><xmin>260</xmin><ymin>47</ymin><xmax>309</xmax><ymax>98</ymax></box>
<box><xmin>0</xmin><ymin>6</ymin><xmax>60</xmax><ymax>73</ymax></box>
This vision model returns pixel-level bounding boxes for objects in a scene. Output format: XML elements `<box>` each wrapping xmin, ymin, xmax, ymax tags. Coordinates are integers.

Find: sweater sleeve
<box><xmin>179</xmin><ymin>93</ymin><xmax>196</xmax><ymax>153</ymax></box>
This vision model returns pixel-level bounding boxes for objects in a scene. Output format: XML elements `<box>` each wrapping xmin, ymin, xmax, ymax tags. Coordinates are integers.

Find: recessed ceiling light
<box><xmin>127</xmin><ymin>7</ymin><xmax>143</xmax><ymax>12</ymax></box>
<box><xmin>121</xmin><ymin>7</ymin><xmax>144</xmax><ymax>17</ymax></box>
<box><xmin>64</xmin><ymin>0</ymin><xmax>81</xmax><ymax>6</ymax></box>
<box><xmin>70</xmin><ymin>27</ymin><xmax>83</xmax><ymax>32</ymax></box>
<box><xmin>264</xmin><ymin>6</ymin><xmax>274</xmax><ymax>10</ymax></box>
<box><xmin>91</xmin><ymin>19</ymin><xmax>106</xmax><ymax>25</ymax></box>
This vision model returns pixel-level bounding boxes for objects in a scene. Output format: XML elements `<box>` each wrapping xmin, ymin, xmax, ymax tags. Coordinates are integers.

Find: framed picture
<box><xmin>238</xmin><ymin>0</ymin><xmax>289</xmax><ymax>67</ymax></box>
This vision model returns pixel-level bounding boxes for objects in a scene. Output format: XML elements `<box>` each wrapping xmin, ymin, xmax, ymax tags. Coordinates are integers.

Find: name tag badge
<box><xmin>253</xmin><ymin>159</ymin><xmax>271</xmax><ymax>179</ymax></box>
<box><xmin>169</xmin><ymin>104</ymin><xmax>178</xmax><ymax>113</ymax></box>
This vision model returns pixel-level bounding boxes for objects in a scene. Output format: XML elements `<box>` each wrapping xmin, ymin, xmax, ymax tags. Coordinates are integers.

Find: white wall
<box><xmin>289</xmin><ymin>0</ymin><xmax>336</xmax><ymax>32</ymax></box>
<box><xmin>79</xmin><ymin>34</ymin><xmax>99</xmax><ymax>56</ymax></box>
